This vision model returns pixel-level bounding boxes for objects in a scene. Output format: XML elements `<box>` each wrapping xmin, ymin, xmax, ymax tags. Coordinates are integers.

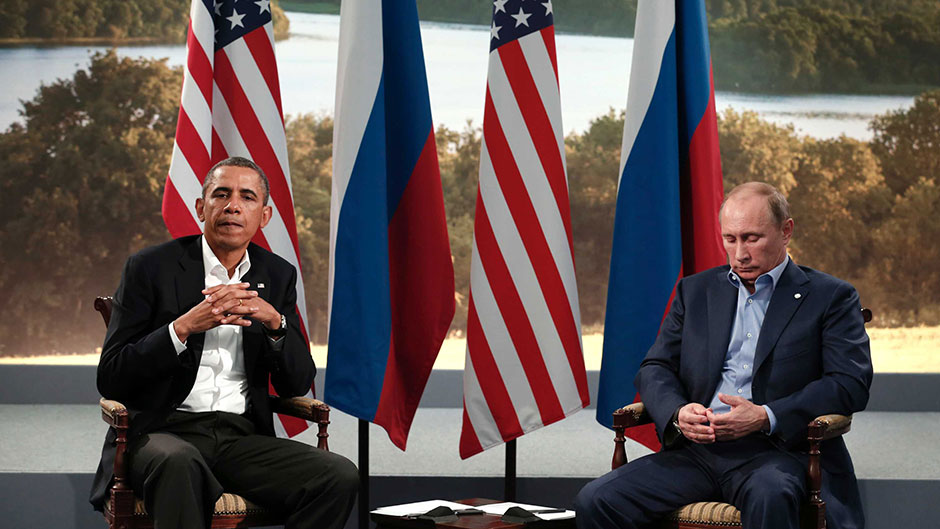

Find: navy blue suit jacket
<box><xmin>89</xmin><ymin>235</ymin><xmax>314</xmax><ymax>510</ymax></box>
<box><xmin>635</xmin><ymin>261</ymin><xmax>873</xmax><ymax>529</ymax></box>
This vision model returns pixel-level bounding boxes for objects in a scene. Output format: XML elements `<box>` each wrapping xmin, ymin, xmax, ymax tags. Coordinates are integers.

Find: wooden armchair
<box><xmin>94</xmin><ymin>296</ymin><xmax>331</xmax><ymax>529</ymax></box>
<box><xmin>609</xmin><ymin>308</ymin><xmax>872</xmax><ymax>529</ymax></box>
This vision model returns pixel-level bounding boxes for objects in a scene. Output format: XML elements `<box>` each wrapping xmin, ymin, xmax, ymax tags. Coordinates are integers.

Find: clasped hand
<box><xmin>677</xmin><ymin>394</ymin><xmax>769</xmax><ymax>444</ymax></box>
<box><xmin>172</xmin><ymin>283</ymin><xmax>280</xmax><ymax>343</ymax></box>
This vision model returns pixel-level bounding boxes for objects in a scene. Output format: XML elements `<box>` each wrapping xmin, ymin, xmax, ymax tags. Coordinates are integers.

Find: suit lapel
<box><xmin>706</xmin><ymin>267</ymin><xmax>737</xmax><ymax>398</ymax></box>
<box><xmin>176</xmin><ymin>237</ymin><xmax>206</xmax><ymax>355</ymax></box>
<box><xmin>754</xmin><ymin>260</ymin><xmax>809</xmax><ymax>373</ymax></box>
<box><xmin>240</xmin><ymin>245</ymin><xmax>272</xmax><ymax>377</ymax></box>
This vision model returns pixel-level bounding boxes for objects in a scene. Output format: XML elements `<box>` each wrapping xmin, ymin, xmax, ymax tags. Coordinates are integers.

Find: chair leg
<box><xmin>110</xmin><ymin>488</ymin><xmax>137</xmax><ymax>529</ymax></box>
<box><xmin>110</xmin><ymin>409</ymin><xmax>136</xmax><ymax>529</ymax></box>
<box><xmin>317</xmin><ymin>417</ymin><xmax>330</xmax><ymax>451</ymax></box>
<box><xmin>612</xmin><ymin>423</ymin><xmax>627</xmax><ymax>470</ymax></box>
<box><xmin>802</xmin><ymin>421</ymin><xmax>826</xmax><ymax>529</ymax></box>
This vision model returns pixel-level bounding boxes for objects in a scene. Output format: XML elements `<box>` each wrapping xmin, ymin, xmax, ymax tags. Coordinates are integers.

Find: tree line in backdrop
<box><xmin>288</xmin><ymin>0</ymin><xmax>940</xmax><ymax>93</ymax></box>
<box><xmin>4</xmin><ymin>0</ymin><xmax>940</xmax><ymax>94</ymax></box>
<box><xmin>0</xmin><ymin>0</ymin><xmax>290</xmax><ymax>41</ymax></box>
<box><xmin>1</xmin><ymin>51</ymin><xmax>938</xmax><ymax>356</ymax></box>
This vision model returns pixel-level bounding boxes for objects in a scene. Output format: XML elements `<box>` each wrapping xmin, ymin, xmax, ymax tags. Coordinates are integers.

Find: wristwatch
<box><xmin>264</xmin><ymin>314</ymin><xmax>287</xmax><ymax>338</ymax></box>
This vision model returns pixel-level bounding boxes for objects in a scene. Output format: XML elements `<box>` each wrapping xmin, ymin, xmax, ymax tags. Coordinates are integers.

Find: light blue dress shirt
<box><xmin>707</xmin><ymin>256</ymin><xmax>790</xmax><ymax>433</ymax></box>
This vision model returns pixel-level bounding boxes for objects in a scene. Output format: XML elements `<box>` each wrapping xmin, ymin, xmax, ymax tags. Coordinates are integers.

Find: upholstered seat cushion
<box><xmin>106</xmin><ymin>493</ymin><xmax>271</xmax><ymax>517</ymax></box>
<box><xmin>668</xmin><ymin>502</ymin><xmax>742</xmax><ymax>526</ymax></box>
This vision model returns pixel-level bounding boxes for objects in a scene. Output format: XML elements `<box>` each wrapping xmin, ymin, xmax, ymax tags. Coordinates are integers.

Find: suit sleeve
<box><xmin>265</xmin><ymin>264</ymin><xmax>315</xmax><ymax>397</ymax></box>
<box><xmin>634</xmin><ymin>279</ymin><xmax>692</xmax><ymax>447</ymax></box>
<box><xmin>765</xmin><ymin>282</ymin><xmax>873</xmax><ymax>445</ymax></box>
<box><xmin>97</xmin><ymin>253</ymin><xmax>183</xmax><ymax>401</ymax></box>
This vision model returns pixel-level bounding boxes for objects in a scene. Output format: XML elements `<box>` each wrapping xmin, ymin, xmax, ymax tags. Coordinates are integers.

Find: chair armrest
<box><xmin>811</xmin><ymin>413</ymin><xmax>852</xmax><ymax>441</ymax></box>
<box><xmin>99</xmin><ymin>398</ymin><xmax>129</xmax><ymax>429</ymax></box>
<box><xmin>611</xmin><ymin>402</ymin><xmax>654</xmax><ymax>470</ymax></box>
<box><xmin>613</xmin><ymin>402</ymin><xmax>652</xmax><ymax>429</ymax></box>
<box><xmin>270</xmin><ymin>395</ymin><xmax>329</xmax><ymax>422</ymax></box>
<box><xmin>270</xmin><ymin>396</ymin><xmax>331</xmax><ymax>451</ymax></box>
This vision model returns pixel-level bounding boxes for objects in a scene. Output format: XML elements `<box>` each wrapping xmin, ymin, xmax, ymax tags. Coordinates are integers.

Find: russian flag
<box><xmin>595</xmin><ymin>0</ymin><xmax>725</xmax><ymax>448</ymax></box>
<box><xmin>326</xmin><ymin>0</ymin><xmax>455</xmax><ymax>450</ymax></box>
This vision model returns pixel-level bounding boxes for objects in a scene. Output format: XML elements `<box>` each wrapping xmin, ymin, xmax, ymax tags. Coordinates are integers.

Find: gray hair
<box><xmin>720</xmin><ymin>182</ymin><xmax>791</xmax><ymax>226</ymax></box>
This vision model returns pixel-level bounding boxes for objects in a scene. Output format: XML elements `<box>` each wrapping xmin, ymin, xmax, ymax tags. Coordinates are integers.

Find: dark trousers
<box><xmin>574</xmin><ymin>436</ymin><xmax>806</xmax><ymax>529</ymax></box>
<box><xmin>129</xmin><ymin>411</ymin><xmax>358</xmax><ymax>529</ymax></box>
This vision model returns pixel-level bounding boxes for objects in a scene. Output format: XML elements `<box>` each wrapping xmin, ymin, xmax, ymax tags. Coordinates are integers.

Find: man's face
<box><xmin>720</xmin><ymin>193</ymin><xmax>793</xmax><ymax>289</ymax></box>
<box><xmin>195</xmin><ymin>165</ymin><xmax>271</xmax><ymax>254</ymax></box>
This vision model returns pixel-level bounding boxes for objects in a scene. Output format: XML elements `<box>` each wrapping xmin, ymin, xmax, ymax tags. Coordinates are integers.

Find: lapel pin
<box><xmin>794</xmin><ymin>293</ymin><xmax>802</xmax><ymax>299</ymax></box>
<box><xmin>257</xmin><ymin>283</ymin><xmax>265</xmax><ymax>289</ymax></box>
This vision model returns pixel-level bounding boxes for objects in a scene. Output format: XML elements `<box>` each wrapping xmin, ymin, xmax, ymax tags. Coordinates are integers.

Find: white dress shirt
<box><xmin>168</xmin><ymin>236</ymin><xmax>250</xmax><ymax>414</ymax></box>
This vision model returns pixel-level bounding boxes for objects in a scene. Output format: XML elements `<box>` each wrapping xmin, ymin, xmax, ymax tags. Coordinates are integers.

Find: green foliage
<box><xmin>565</xmin><ymin>110</ymin><xmax>622</xmax><ymax>326</ymax></box>
<box><xmin>787</xmin><ymin>137</ymin><xmax>892</xmax><ymax>281</ymax></box>
<box><xmin>870</xmin><ymin>90</ymin><xmax>940</xmax><ymax>197</ymax></box>
<box><xmin>716</xmin><ymin>109</ymin><xmax>800</xmax><ymax>193</ymax></box>
<box><xmin>272</xmin><ymin>2</ymin><xmax>291</xmax><ymax>41</ymax></box>
<box><xmin>2</xmin><ymin>0</ymin><xmax>289</xmax><ymax>42</ymax></box>
<box><xmin>868</xmin><ymin>178</ymin><xmax>940</xmax><ymax>324</ymax></box>
<box><xmin>0</xmin><ymin>50</ymin><xmax>181</xmax><ymax>355</ymax></box>
<box><xmin>436</xmin><ymin>123</ymin><xmax>482</xmax><ymax>335</ymax></box>
<box><xmin>285</xmin><ymin>113</ymin><xmax>334</xmax><ymax>343</ymax></box>
<box><xmin>708</xmin><ymin>2</ymin><xmax>940</xmax><ymax>93</ymax></box>
<box><xmin>0</xmin><ymin>0</ymin><xmax>29</xmax><ymax>38</ymax></box>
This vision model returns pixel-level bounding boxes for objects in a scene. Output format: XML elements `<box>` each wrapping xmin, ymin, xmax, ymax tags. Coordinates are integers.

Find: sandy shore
<box><xmin>2</xmin><ymin>328</ymin><xmax>937</xmax><ymax>372</ymax></box>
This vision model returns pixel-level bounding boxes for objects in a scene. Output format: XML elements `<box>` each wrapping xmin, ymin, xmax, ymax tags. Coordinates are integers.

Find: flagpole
<box><xmin>504</xmin><ymin>439</ymin><xmax>517</xmax><ymax>501</ymax></box>
<box><xmin>358</xmin><ymin>419</ymin><xmax>369</xmax><ymax>529</ymax></box>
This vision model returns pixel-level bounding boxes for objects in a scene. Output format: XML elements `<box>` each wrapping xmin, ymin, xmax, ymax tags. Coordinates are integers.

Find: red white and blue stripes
<box><xmin>162</xmin><ymin>0</ymin><xmax>310</xmax><ymax>436</ymax></box>
<box><xmin>596</xmin><ymin>0</ymin><xmax>725</xmax><ymax>448</ymax></box>
<box><xmin>460</xmin><ymin>0</ymin><xmax>589</xmax><ymax>459</ymax></box>
<box><xmin>326</xmin><ymin>0</ymin><xmax>455</xmax><ymax>451</ymax></box>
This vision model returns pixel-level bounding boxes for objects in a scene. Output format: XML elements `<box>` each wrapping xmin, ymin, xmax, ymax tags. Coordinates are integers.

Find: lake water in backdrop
<box><xmin>0</xmin><ymin>12</ymin><xmax>915</xmax><ymax>141</ymax></box>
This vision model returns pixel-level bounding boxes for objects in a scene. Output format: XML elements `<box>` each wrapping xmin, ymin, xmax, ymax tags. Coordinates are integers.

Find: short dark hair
<box><xmin>721</xmin><ymin>182</ymin><xmax>791</xmax><ymax>226</ymax></box>
<box><xmin>202</xmin><ymin>156</ymin><xmax>270</xmax><ymax>205</ymax></box>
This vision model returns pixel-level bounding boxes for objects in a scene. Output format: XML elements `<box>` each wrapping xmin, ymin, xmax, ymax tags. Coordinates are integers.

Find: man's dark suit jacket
<box><xmin>635</xmin><ymin>260</ymin><xmax>873</xmax><ymax>529</ymax></box>
<box><xmin>89</xmin><ymin>235</ymin><xmax>314</xmax><ymax>511</ymax></box>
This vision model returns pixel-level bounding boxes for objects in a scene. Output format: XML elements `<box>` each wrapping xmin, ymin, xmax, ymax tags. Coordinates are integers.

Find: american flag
<box><xmin>459</xmin><ymin>0</ymin><xmax>589</xmax><ymax>459</ymax></box>
<box><xmin>161</xmin><ymin>0</ymin><xmax>311</xmax><ymax>436</ymax></box>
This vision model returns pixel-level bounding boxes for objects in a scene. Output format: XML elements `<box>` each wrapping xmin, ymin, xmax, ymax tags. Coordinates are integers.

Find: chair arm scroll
<box><xmin>812</xmin><ymin>414</ymin><xmax>852</xmax><ymax>441</ymax></box>
<box><xmin>94</xmin><ymin>296</ymin><xmax>113</xmax><ymax>327</ymax></box>
<box><xmin>611</xmin><ymin>403</ymin><xmax>653</xmax><ymax>470</ymax></box>
<box><xmin>613</xmin><ymin>402</ymin><xmax>652</xmax><ymax>428</ymax></box>
<box><xmin>270</xmin><ymin>396</ymin><xmax>331</xmax><ymax>451</ymax></box>
<box><xmin>99</xmin><ymin>398</ymin><xmax>129</xmax><ymax>429</ymax></box>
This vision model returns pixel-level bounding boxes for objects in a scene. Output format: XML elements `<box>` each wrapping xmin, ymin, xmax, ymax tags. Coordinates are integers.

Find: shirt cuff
<box><xmin>168</xmin><ymin>322</ymin><xmax>187</xmax><ymax>354</ymax></box>
<box><xmin>267</xmin><ymin>334</ymin><xmax>285</xmax><ymax>350</ymax></box>
<box><xmin>762</xmin><ymin>404</ymin><xmax>778</xmax><ymax>434</ymax></box>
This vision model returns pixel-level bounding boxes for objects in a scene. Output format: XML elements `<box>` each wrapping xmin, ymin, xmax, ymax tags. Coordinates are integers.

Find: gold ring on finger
<box><xmin>238</xmin><ymin>299</ymin><xmax>243</xmax><ymax>306</ymax></box>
